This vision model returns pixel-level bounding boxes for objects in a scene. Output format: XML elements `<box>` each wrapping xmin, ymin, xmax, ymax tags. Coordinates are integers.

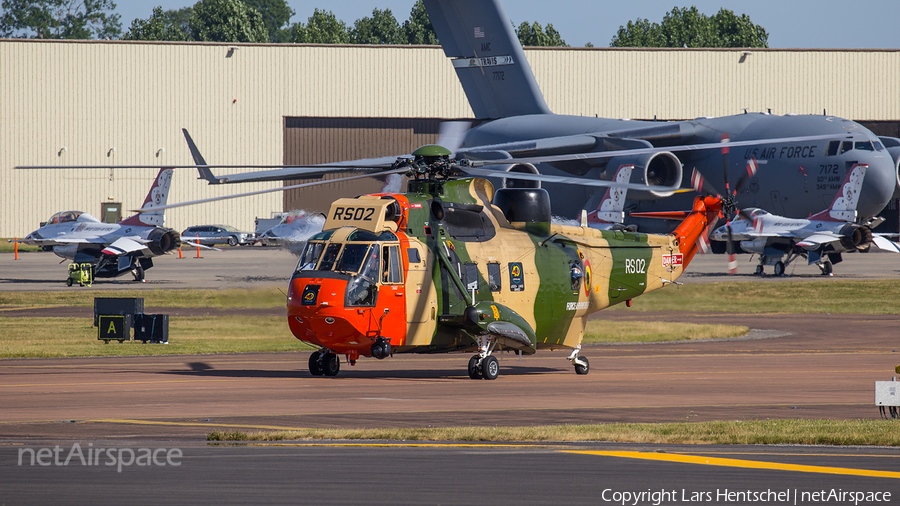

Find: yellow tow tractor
<box><xmin>66</xmin><ymin>262</ymin><xmax>93</xmax><ymax>287</ymax></box>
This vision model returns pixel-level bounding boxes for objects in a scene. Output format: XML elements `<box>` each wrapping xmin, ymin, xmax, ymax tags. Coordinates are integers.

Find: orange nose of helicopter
<box><xmin>287</xmin><ymin>275</ymin><xmax>394</xmax><ymax>362</ymax></box>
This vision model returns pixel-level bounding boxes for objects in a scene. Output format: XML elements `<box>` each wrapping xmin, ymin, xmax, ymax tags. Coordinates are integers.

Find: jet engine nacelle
<box><xmin>739</xmin><ymin>237</ymin><xmax>768</xmax><ymax>255</ymax></box>
<box><xmin>147</xmin><ymin>228</ymin><xmax>181</xmax><ymax>256</ymax></box>
<box><xmin>607</xmin><ymin>151</ymin><xmax>683</xmax><ymax>199</ymax></box>
<box><xmin>503</xmin><ymin>163</ymin><xmax>541</xmax><ymax>189</ymax></box>
<box><xmin>837</xmin><ymin>224</ymin><xmax>873</xmax><ymax>252</ymax></box>
<box><xmin>52</xmin><ymin>243</ymin><xmax>79</xmax><ymax>260</ymax></box>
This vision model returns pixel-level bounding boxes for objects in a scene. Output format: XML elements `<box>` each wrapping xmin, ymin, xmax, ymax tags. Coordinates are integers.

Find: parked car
<box><xmin>181</xmin><ymin>225</ymin><xmax>254</xmax><ymax>246</ymax></box>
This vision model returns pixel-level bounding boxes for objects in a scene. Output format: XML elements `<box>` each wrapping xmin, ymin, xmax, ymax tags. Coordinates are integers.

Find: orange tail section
<box><xmin>671</xmin><ymin>196</ymin><xmax>723</xmax><ymax>267</ymax></box>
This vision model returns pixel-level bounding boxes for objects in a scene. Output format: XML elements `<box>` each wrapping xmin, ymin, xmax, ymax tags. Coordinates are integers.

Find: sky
<box><xmin>114</xmin><ymin>0</ymin><xmax>900</xmax><ymax>49</ymax></box>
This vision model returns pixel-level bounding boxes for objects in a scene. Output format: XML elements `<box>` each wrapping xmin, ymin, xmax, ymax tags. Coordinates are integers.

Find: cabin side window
<box><xmin>487</xmin><ymin>262</ymin><xmax>502</xmax><ymax>292</ymax></box>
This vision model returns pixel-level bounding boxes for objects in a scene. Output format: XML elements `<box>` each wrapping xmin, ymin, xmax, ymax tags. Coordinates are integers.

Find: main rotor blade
<box><xmin>131</xmin><ymin>168</ymin><xmax>408</xmax><ymax>213</ymax></box>
<box><xmin>466</xmin><ymin>134</ymin><xmax>838</xmax><ymax>167</ymax></box>
<box><xmin>721</xmin><ymin>134</ymin><xmax>732</xmax><ymax>196</ymax></box>
<box><xmin>456</xmin><ymin>166</ymin><xmax>692</xmax><ymax>193</ymax></box>
<box><xmin>733</xmin><ymin>157</ymin><xmax>760</xmax><ymax>194</ymax></box>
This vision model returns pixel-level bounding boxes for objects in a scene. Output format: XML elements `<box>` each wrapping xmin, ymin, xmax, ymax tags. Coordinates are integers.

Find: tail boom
<box><xmin>671</xmin><ymin>196</ymin><xmax>723</xmax><ymax>267</ymax></box>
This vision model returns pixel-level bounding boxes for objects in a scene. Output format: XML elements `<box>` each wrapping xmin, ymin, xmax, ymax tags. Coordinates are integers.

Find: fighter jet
<box><xmin>20</xmin><ymin>168</ymin><xmax>201</xmax><ymax>282</ymax></box>
<box><xmin>710</xmin><ymin>163</ymin><xmax>900</xmax><ymax>275</ymax></box>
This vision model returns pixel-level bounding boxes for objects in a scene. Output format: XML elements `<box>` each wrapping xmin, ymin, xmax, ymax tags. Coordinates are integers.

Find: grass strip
<box><xmin>0</xmin><ymin>288</ymin><xmax>286</xmax><ymax>308</ymax></box>
<box><xmin>2</xmin><ymin>280</ymin><xmax>899</xmax><ymax>314</ymax></box>
<box><xmin>208</xmin><ymin>419</ymin><xmax>900</xmax><ymax>446</ymax></box>
<box><xmin>0</xmin><ymin>317</ymin><xmax>743</xmax><ymax>358</ymax></box>
<box><xmin>583</xmin><ymin>320</ymin><xmax>747</xmax><ymax>343</ymax></box>
<box><xmin>0</xmin><ymin>316</ymin><xmax>313</xmax><ymax>358</ymax></box>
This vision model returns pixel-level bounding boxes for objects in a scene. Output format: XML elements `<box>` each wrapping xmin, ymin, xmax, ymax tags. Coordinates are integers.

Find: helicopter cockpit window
<box><xmin>464</xmin><ymin>263</ymin><xmax>479</xmax><ymax>293</ymax></box>
<box><xmin>335</xmin><ymin>244</ymin><xmax>371</xmax><ymax>274</ymax></box>
<box><xmin>346</xmin><ymin>246</ymin><xmax>380</xmax><ymax>307</ymax></box>
<box><xmin>347</xmin><ymin>230</ymin><xmax>397</xmax><ymax>242</ymax></box>
<box><xmin>317</xmin><ymin>244</ymin><xmax>342</xmax><ymax>271</ymax></box>
<box><xmin>297</xmin><ymin>241</ymin><xmax>326</xmax><ymax>271</ymax></box>
<box><xmin>382</xmin><ymin>245</ymin><xmax>403</xmax><ymax>284</ymax></box>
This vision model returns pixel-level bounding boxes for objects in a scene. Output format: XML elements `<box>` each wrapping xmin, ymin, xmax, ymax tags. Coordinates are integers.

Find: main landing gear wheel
<box><xmin>467</xmin><ymin>355</ymin><xmax>483</xmax><ymax>379</ymax></box>
<box><xmin>820</xmin><ymin>261</ymin><xmax>833</xmax><ymax>276</ymax></box>
<box><xmin>322</xmin><ymin>352</ymin><xmax>340</xmax><ymax>377</ymax></box>
<box><xmin>308</xmin><ymin>352</ymin><xmax>324</xmax><ymax>376</ymax></box>
<box><xmin>773</xmin><ymin>261</ymin><xmax>785</xmax><ymax>276</ymax></box>
<box><xmin>755</xmin><ymin>265</ymin><xmax>764</xmax><ymax>275</ymax></box>
<box><xmin>574</xmin><ymin>356</ymin><xmax>590</xmax><ymax>375</ymax></box>
<box><xmin>133</xmin><ymin>264</ymin><xmax>145</xmax><ymax>282</ymax></box>
<box><xmin>481</xmin><ymin>355</ymin><xmax>499</xmax><ymax>380</ymax></box>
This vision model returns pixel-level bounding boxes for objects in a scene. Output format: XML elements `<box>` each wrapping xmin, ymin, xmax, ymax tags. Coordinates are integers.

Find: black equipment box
<box><xmin>98</xmin><ymin>314</ymin><xmax>131</xmax><ymax>342</ymax></box>
<box><xmin>94</xmin><ymin>297</ymin><xmax>143</xmax><ymax>327</ymax></box>
<box><xmin>134</xmin><ymin>314</ymin><xmax>169</xmax><ymax>343</ymax></box>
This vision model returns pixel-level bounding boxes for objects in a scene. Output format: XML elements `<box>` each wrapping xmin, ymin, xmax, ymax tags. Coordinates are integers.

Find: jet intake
<box><xmin>147</xmin><ymin>228</ymin><xmax>181</xmax><ymax>256</ymax></box>
<box><xmin>839</xmin><ymin>224</ymin><xmax>873</xmax><ymax>251</ymax></box>
<box><xmin>608</xmin><ymin>151</ymin><xmax>683</xmax><ymax>199</ymax></box>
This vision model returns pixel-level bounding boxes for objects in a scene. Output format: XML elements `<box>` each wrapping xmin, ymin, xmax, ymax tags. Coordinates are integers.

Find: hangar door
<box><xmin>282</xmin><ymin>117</ymin><xmax>452</xmax><ymax>214</ymax></box>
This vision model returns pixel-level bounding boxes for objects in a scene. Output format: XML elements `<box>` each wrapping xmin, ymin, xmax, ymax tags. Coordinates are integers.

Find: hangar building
<box><xmin>1</xmin><ymin>40</ymin><xmax>898</xmax><ymax>237</ymax></box>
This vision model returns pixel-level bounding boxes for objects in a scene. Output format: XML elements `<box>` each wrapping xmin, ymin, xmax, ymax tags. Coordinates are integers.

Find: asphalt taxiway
<box><xmin>1</xmin><ymin>248</ymin><xmax>899</xmax><ymax>504</ymax></box>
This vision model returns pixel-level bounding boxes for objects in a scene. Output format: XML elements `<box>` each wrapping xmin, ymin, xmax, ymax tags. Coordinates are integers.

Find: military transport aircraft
<box><xmin>709</xmin><ymin>164</ymin><xmax>900</xmax><ymax>276</ymax></box>
<box><xmin>20</xmin><ymin>168</ymin><xmax>207</xmax><ymax>283</ymax></box>
<box><xmin>159</xmin><ymin>0</ymin><xmax>899</xmax><ymax>235</ymax></box>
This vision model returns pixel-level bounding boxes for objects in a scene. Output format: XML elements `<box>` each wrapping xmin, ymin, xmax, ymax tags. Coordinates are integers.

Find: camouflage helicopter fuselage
<box><xmin>287</xmin><ymin>177</ymin><xmax>717</xmax><ymax>378</ymax></box>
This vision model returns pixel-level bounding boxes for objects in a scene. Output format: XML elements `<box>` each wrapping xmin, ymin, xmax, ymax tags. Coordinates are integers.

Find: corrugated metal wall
<box><xmin>1</xmin><ymin>40</ymin><xmax>898</xmax><ymax>237</ymax></box>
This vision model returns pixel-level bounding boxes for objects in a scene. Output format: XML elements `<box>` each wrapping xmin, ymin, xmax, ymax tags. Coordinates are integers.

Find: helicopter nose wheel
<box><xmin>467</xmin><ymin>336</ymin><xmax>499</xmax><ymax>379</ymax></box>
<box><xmin>308</xmin><ymin>350</ymin><xmax>324</xmax><ymax>376</ymax></box>
<box><xmin>309</xmin><ymin>349</ymin><xmax>340</xmax><ymax>377</ymax></box>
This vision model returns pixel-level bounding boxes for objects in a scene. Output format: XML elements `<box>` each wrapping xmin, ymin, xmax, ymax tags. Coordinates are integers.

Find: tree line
<box><xmin>0</xmin><ymin>0</ymin><xmax>768</xmax><ymax>48</ymax></box>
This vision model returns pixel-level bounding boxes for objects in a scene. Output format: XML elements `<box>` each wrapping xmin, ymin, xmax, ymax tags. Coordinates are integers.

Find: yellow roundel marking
<box><xmin>304</xmin><ymin>292</ymin><xmax>315</xmax><ymax>301</ymax></box>
<box><xmin>511</xmin><ymin>264</ymin><xmax>521</xmax><ymax>277</ymax></box>
<box><xmin>491</xmin><ymin>305</ymin><xmax>499</xmax><ymax>319</ymax></box>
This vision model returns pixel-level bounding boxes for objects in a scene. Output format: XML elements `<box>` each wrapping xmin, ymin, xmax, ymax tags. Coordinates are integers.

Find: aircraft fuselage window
<box><xmin>407</xmin><ymin>247</ymin><xmax>421</xmax><ymax>264</ymax></box>
<box><xmin>487</xmin><ymin>262</ymin><xmax>501</xmax><ymax>292</ymax></box>
<box><xmin>874</xmin><ymin>141</ymin><xmax>885</xmax><ymax>151</ymax></box>
<box><xmin>464</xmin><ymin>262</ymin><xmax>479</xmax><ymax>293</ymax></box>
<box><xmin>826</xmin><ymin>141</ymin><xmax>840</xmax><ymax>156</ymax></box>
<box><xmin>840</xmin><ymin>141</ymin><xmax>852</xmax><ymax>154</ymax></box>
<box><xmin>855</xmin><ymin>141</ymin><xmax>874</xmax><ymax>151</ymax></box>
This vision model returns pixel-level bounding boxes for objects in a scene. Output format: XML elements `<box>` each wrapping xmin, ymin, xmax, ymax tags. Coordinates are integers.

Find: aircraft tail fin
<box><xmin>423</xmin><ymin>0</ymin><xmax>551</xmax><ymax>119</ymax></box>
<box><xmin>119</xmin><ymin>168</ymin><xmax>174</xmax><ymax>227</ymax></box>
<box><xmin>182</xmin><ymin>128</ymin><xmax>220</xmax><ymax>184</ymax></box>
<box><xmin>810</xmin><ymin>163</ymin><xmax>867</xmax><ymax>222</ymax></box>
<box><xmin>586</xmin><ymin>165</ymin><xmax>633</xmax><ymax>225</ymax></box>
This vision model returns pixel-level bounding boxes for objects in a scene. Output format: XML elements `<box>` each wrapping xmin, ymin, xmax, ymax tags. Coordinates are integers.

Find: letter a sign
<box><xmin>98</xmin><ymin>315</ymin><xmax>127</xmax><ymax>342</ymax></box>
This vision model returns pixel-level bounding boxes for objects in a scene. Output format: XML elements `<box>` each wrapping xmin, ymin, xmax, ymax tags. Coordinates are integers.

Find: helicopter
<box><xmin>285</xmin><ymin>145</ymin><xmax>726</xmax><ymax>379</ymax></box>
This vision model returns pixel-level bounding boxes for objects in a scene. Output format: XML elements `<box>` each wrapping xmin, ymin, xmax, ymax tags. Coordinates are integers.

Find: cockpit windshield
<box><xmin>47</xmin><ymin>211</ymin><xmax>83</xmax><ymax>225</ymax></box>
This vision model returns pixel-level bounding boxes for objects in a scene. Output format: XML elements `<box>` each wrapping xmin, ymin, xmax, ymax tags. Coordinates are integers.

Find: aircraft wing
<box><xmin>795</xmin><ymin>233</ymin><xmax>842</xmax><ymax>249</ymax></box>
<box><xmin>872</xmin><ymin>235</ymin><xmax>900</xmax><ymax>253</ymax></box>
<box><xmin>101</xmin><ymin>237</ymin><xmax>150</xmax><ymax>256</ymax></box>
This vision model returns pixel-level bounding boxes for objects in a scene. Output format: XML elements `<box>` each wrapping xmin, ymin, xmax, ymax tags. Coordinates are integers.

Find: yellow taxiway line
<box><xmin>565</xmin><ymin>450</ymin><xmax>900</xmax><ymax>479</ymax></box>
